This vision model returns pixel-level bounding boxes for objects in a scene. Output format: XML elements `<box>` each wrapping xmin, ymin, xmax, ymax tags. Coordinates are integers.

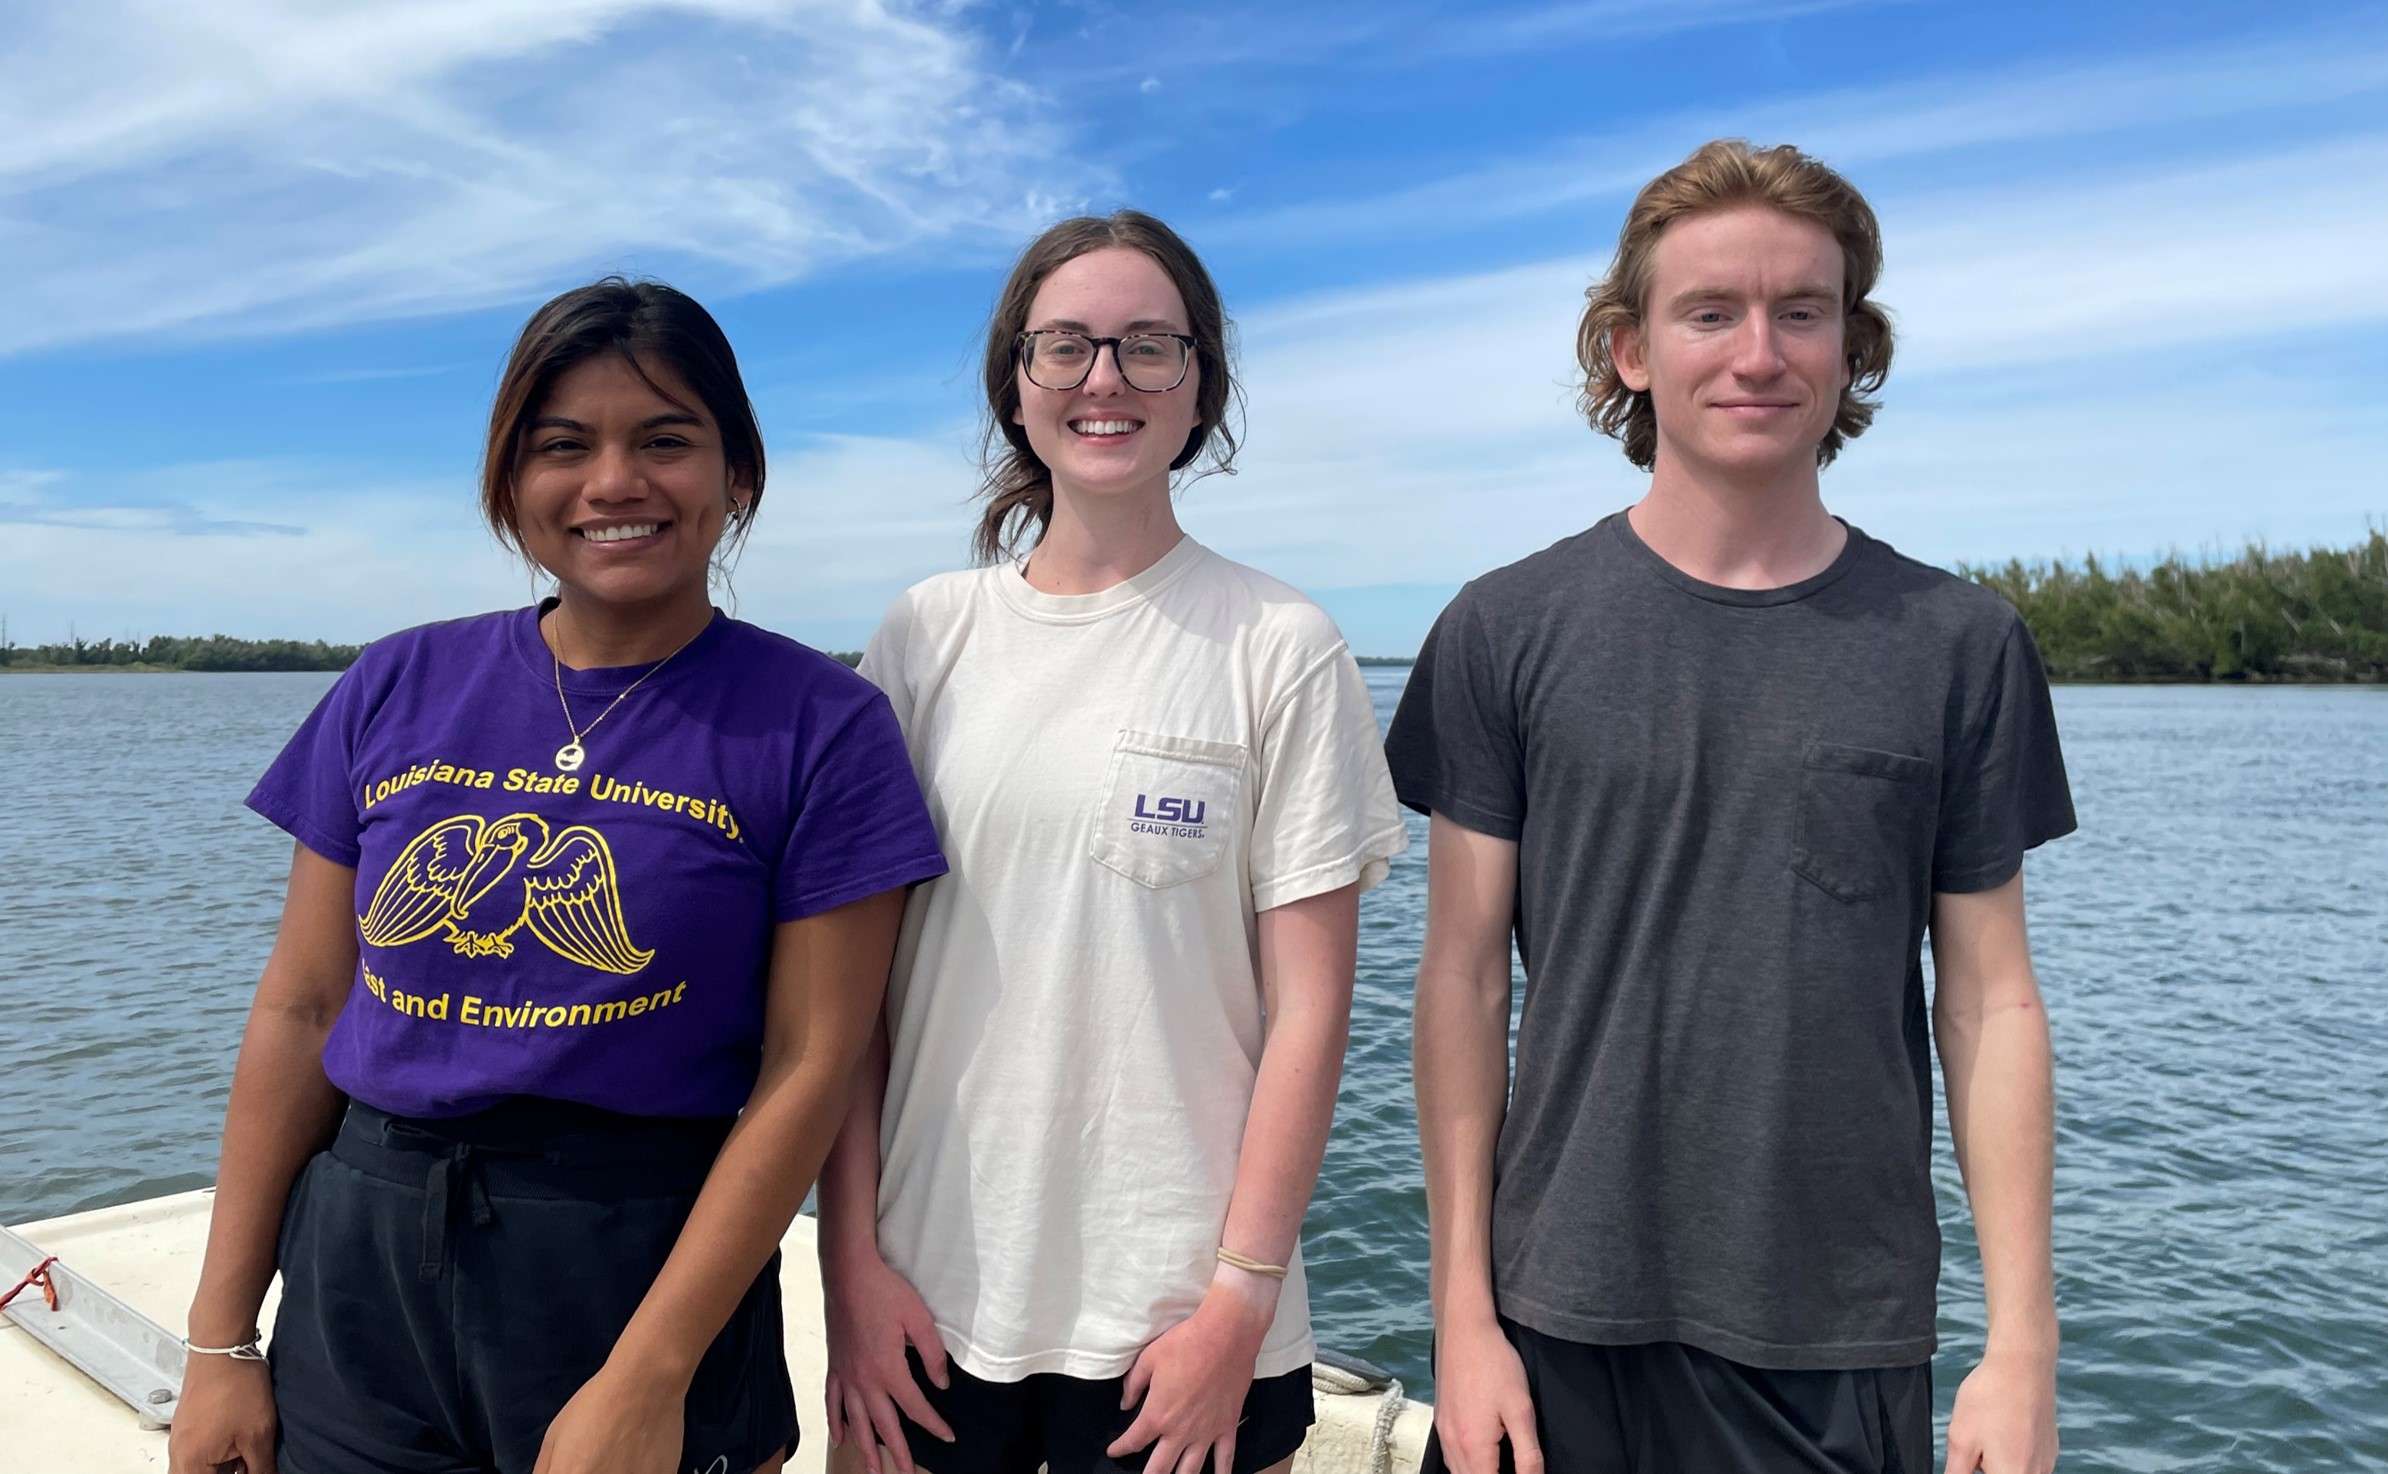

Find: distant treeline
<box><xmin>0</xmin><ymin>632</ymin><xmax>855</xmax><ymax>673</ymax></box>
<box><xmin>1963</xmin><ymin>532</ymin><xmax>2388</xmax><ymax>683</ymax></box>
<box><xmin>9</xmin><ymin>536</ymin><xmax>2383</xmax><ymax>681</ymax></box>
<box><xmin>0</xmin><ymin>634</ymin><xmax>363</xmax><ymax>672</ymax></box>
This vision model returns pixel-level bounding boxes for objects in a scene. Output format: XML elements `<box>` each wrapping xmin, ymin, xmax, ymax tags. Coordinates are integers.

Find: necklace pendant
<box><xmin>554</xmin><ymin>742</ymin><xmax>586</xmax><ymax>774</ymax></box>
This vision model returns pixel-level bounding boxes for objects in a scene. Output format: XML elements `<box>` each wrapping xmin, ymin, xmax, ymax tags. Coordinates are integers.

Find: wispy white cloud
<box><xmin>0</xmin><ymin>0</ymin><xmax>1083</xmax><ymax>355</ymax></box>
<box><xmin>10</xmin><ymin>6</ymin><xmax>2382</xmax><ymax>656</ymax></box>
<box><xmin>0</xmin><ymin>464</ymin><xmax>524</xmax><ymax>642</ymax></box>
<box><xmin>0</xmin><ymin>432</ymin><xmax>991</xmax><ymax>647</ymax></box>
<box><xmin>23</xmin><ymin>118</ymin><xmax>2376</xmax><ymax>651</ymax></box>
<box><xmin>734</xmin><ymin>429</ymin><xmax>983</xmax><ymax>615</ymax></box>
<box><xmin>1880</xmin><ymin>136</ymin><xmax>2388</xmax><ymax>374</ymax></box>
<box><xmin>1207</xmin><ymin>20</ymin><xmax>2388</xmax><ymax>248</ymax></box>
<box><xmin>1182</xmin><ymin>127</ymin><xmax>2388</xmax><ymax>611</ymax></box>
<box><xmin>281</xmin><ymin>364</ymin><xmax>468</xmax><ymax>386</ymax></box>
<box><xmin>1447</xmin><ymin>0</ymin><xmax>1910</xmax><ymax>56</ymax></box>
<box><xmin>1025</xmin><ymin>0</ymin><xmax>1898</xmax><ymax>88</ymax></box>
<box><xmin>0</xmin><ymin>501</ymin><xmax>307</xmax><ymax>537</ymax></box>
<box><xmin>1827</xmin><ymin>375</ymin><xmax>2388</xmax><ymax>567</ymax></box>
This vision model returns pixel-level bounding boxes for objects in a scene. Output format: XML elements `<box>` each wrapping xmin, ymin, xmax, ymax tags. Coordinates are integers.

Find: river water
<box><xmin>2</xmin><ymin>670</ymin><xmax>2383</xmax><ymax>1469</ymax></box>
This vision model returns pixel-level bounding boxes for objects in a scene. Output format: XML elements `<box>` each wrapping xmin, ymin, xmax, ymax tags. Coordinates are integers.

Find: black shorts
<box><xmin>1422</xmin><ymin>1319</ymin><xmax>1931</xmax><ymax>1474</ymax></box>
<box><xmin>894</xmin><ymin>1346</ymin><xmax>1314</xmax><ymax>1474</ymax></box>
<box><xmin>269</xmin><ymin>1098</ymin><xmax>798</xmax><ymax>1474</ymax></box>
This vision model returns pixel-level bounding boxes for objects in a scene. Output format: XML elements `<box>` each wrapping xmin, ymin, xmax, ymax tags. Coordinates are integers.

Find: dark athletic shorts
<box><xmin>893</xmin><ymin>1346</ymin><xmax>1314</xmax><ymax>1474</ymax></box>
<box><xmin>1422</xmin><ymin>1318</ymin><xmax>1931</xmax><ymax>1474</ymax></box>
<box><xmin>270</xmin><ymin>1098</ymin><xmax>798</xmax><ymax>1474</ymax></box>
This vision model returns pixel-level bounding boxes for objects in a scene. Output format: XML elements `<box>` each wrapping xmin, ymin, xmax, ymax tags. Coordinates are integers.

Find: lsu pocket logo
<box><xmin>1130</xmin><ymin>793</ymin><xmax>1208</xmax><ymax>838</ymax></box>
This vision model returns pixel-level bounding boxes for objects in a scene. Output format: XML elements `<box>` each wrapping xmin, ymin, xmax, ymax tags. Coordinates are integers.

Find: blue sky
<box><xmin>3</xmin><ymin>0</ymin><xmax>2384</xmax><ymax>655</ymax></box>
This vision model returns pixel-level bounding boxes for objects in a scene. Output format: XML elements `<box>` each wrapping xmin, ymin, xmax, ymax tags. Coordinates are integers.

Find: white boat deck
<box><xmin>2</xmin><ymin>1191</ymin><xmax>1428</xmax><ymax>1473</ymax></box>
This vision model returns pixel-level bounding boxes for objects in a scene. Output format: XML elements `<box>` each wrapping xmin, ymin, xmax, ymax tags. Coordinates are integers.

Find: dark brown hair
<box><xmin>1577</xmin><ymin>139</ymin><xmax>1894</xmax><ymax>470</ymax></box>
<box><xmin>480</xmin><ymin>277</ymin><xmax>765</xmax><ymax>556</ymax></box>
<box><xmin>974</xmin><ymin>211</ymin><xmax>1241</xmax><ymax>564</ymax></box>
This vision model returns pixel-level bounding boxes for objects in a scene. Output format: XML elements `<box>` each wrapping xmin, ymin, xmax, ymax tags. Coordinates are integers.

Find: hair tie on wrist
<box><xmin>1216</xmin><ymin>1248</ymin><xmax>1288</xmax><ymax>1279</ymax></box>
<box><xmin>184</xmin><ymin>1333</ymin><xmax>268</xmax><ymax>1362</ymax></box>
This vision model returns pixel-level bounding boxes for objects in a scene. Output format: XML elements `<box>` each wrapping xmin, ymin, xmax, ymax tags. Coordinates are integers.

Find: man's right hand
<box><xmin>1432</xmin><ymin>1314</ymin><xmax>1542</xmax><ymax>1474</ymax></box>
<box><xmin>166</xmin><ymin>1352</ymin><xmax>278</xmax><ymax>1474</ymax></box>
<box><xmin>821</xmin><ymin>1249</ymin><xmax>953</xmax><ymax>1474</ymax></box>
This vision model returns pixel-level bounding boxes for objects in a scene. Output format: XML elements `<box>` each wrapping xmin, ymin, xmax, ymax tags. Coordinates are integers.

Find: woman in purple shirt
<box><xmin>167</xmin><ymin>280</ymin><xmax>947</xmax><ymax>1474</ymax></box>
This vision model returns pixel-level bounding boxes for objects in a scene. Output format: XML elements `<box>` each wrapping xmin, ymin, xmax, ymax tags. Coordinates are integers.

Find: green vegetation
<box><xmin>11</xmin><ymin>536</ymin><xmax>2385</xmax><ymax>682</ymax></box>
<box><xmin>1962</xmin><ymin>533</ymin><xmax>2388</xmax><ymax>683</ymax></box>
<box><xmin>0</xmin><ymin>632</ymin><xmax>852</xmax><ymax>674</ymax></box>
<box><xmin>0</xmin><ymin>634</ymin><xmax>362</xmax><ymax>673</ymax></box>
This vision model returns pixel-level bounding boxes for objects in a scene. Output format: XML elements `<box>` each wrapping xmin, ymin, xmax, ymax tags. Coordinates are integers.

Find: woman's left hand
<box><xmin>531</xmin><ymin>1364</ymin><xmax>688</xmax><ymax>1474</ymax></box>
<box><xmin>1106</xmin><ymin>1271</ymin><xmax>1277</xmax><ymax>1474</ymax></box>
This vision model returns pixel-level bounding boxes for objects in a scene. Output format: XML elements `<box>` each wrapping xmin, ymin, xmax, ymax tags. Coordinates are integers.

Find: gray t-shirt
<box><xmin>1385</xmin><ymin>513</ymin><xmax>2075</xmax><ymax>1370</ymax></box>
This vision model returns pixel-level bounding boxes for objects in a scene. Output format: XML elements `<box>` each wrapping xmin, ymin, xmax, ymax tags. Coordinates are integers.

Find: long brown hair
<box><xmin>1576</xmin><ymin>139</ymin><xmax>1895</xmax><ymax>470</ymax></box>
<box><xmin>973</xmin><ymin>211</ymin><xmax>1241</xmax><ymax>564</ymax></box>
<box><xmin>481</xmin><ymin>277</ymin><xmax>766</xmax><ymax>558</ymax></box>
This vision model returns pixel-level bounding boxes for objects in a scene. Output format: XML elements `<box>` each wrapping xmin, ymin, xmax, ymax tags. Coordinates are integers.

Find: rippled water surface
<box><xmin>4</xmin><ymin>672</ymin><xmax>2384</xmax><ymax>1468</ymax></box>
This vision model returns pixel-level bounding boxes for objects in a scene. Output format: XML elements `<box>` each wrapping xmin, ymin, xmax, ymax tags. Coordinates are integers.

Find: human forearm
<box><xmin>1220</xmin><ymin>886</ymin><xmax>1358</xmax><ymax>1272</ymax></box>
<box><xmin>1414</xmin><ymin>961</ymin><xmax>1510</xmax><ymax>1329</ymax></box>
<box><xmin>1413</xmin><ymin>815</ymin><xmax>1520</xmax><ymax>1335</ymax></box>
<box><xmin>1939</xmin><ymin>992</ymin><xmax>2057</xmax><ymax>1356</ymax></box>
<box><xmin>813</xmin><ymin>981</ymin><xmax>952</xmax><ymax>1466</ymax></box>
<box><xmin>1934</xmin><ymin>891</ymin><xmax>2063</xmax><ymax>1474</ymax></box>
<box><xmin>817</xmin><ymin>1015</ymin><xmax>892</xmax><ymax>1268</ymax></box>
<box><xmin>606</xmin><ymin>1044</ymin><xmax>862</xmax><ymax>1384</ymax></box>
<box><xmin>1407</xmin><ymin>818</ymin><xmax>1534</xmax><ymax>1474</ymax></box>
<box><xmin>1220</xmin><ymin>1001</ymin><xmax>1346</xmax><ymax>1269</ymax></box>
<box><xmin>604</xmin><ymin>893</ymin><xmax>901</xmax><ymax>1387</ymax></box>
<box><xmin>1932</xmin><ymin>876</ymin><xmax>2059</xmax><ymax>1359</ymax></box>
<box><xmin>1098</xmin><ymin>889</ymin><xmax>1356</xmax><ymax>1467</ymax></box>
<box><xmin>185</xmin><ymin>845</ymin><xmax>355</xmax><ymax>1346</ymax></box>
<box><xmin>187</xmin><ymin>1001</ymin><xmax>347</xmax><ymax>1343</ymax></box>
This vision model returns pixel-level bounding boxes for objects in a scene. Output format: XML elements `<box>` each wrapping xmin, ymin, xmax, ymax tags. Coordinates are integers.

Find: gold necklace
<box><xmin>546</xmin><ymin>614</ymin><xmax>706</xmax><ymax>773</ymax></box>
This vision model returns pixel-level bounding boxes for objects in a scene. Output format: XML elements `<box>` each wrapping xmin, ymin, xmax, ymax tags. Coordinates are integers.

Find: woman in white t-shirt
<box><xmin>816</xmin><ymin>212</ymin><xmax>1406</xmax><ymax>1474</ymax></box>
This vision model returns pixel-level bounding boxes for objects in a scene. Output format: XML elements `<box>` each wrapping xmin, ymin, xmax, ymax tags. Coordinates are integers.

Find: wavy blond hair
<box><xmin>1577</xmin><ymin>139</ymin><xmax>1893</xmax><ymax>470</ymax></box>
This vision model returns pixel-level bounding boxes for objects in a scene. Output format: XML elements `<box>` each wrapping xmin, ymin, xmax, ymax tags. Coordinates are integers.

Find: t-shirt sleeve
<box><xmin>1249</xmin><ymin>646</ymin><xmax>1409</xmax><ymax>912</ymax></box>
<box><xmin>1382</xmin><ymin>588</ymin><xmax>1524</xmax><ymax>839</ymax></box>
<box><xmin>1932</xmin><ymin>616</ymin><xmax>2078</xmax><ymax>893</ymax></box>
<box><xmin>773</xmin><ymin>691</ymin><xmax>948</xmax><ymax>922</ymax></box>
<box><xmin>245</xmin><ymin>660</ymin><xmax>378</xmax><ymax>868</ymax></box>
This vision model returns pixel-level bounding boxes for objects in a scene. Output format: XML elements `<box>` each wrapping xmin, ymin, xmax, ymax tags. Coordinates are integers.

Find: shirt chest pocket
<box><xmin>1790</xmin><ymin>740</ymin><xmax>1938</xmax><ymax>904</ymax></box>
<box><xmin>1088</xmin><ymin>730</ymin><xmax>1246</xmax><ymax>889</ymax></box>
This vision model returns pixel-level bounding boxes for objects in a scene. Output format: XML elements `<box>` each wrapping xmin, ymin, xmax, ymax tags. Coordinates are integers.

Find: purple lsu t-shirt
<box><xmin>247</xmin><ymin>607</ymin><xmax>947</xmax><ymax>1119</ymax></box>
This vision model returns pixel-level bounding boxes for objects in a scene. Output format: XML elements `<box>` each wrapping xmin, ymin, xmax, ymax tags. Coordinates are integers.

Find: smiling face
<box><xmin>1011</xmin><ymin>246</ymin><xmax>1203</xmax><ymax>507</ymax></box>
<box><xmin>510</xmin><ymin>353</ymin><xmax>749</xmax><ymax>618</ymax></box>
<box><xmin>1613</xmin><ymin>204</ymin><xmax>1850</xmax><ymax>485</ymax></box>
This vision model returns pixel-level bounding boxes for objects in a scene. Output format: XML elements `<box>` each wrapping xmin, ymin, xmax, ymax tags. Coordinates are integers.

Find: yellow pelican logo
<box><xmin>359</xmin><ymin>812</ymin><xmax>654</xmax><ymax>975</ymax></box>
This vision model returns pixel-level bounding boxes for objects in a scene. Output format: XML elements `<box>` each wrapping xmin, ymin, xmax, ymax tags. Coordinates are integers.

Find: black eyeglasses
<box><xmin>1017</xmin><ymin>331</ymin><xmax>1197</xmax><ymax>392</ymax></box>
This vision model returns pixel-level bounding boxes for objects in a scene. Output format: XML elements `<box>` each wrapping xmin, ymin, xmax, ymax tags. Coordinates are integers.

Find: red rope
<box><xmin>0</xmin><ymin>1255</ymin><xmax>60</xmax><ymax>1314</ymax></box>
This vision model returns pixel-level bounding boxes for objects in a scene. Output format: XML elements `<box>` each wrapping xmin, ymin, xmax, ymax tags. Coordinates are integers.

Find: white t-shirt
<box><xmin>860</xmin><ymin>536</ymin><xmax>1407</xmax><ymax>1382</ymax></box>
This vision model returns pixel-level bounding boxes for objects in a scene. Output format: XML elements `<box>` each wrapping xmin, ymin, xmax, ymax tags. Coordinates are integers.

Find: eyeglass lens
<box><xmin>1024</xmin><ymin>334</ymin><xmax>1189</xmax><ymax>392</ymax></box>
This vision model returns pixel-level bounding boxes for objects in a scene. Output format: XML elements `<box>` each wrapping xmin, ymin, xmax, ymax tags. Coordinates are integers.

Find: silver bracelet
<box><xmin>184</xmin><ymin>1333</ymin><xmax>267</xmax><ymax>1362</ymax></box>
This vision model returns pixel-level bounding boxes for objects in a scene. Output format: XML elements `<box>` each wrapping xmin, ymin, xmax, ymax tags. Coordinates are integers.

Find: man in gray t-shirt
<box><xmin>1391</xmin><ymin>141</ymin><xmax>2074</xmax><ymax>1474</ymax></box>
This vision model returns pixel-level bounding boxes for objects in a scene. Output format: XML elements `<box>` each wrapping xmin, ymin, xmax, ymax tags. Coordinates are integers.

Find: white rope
<box><xmin>1366</xmin><ymin>1378</ymin><xmax>1407</xmax><ymax>1474</ymax></box>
